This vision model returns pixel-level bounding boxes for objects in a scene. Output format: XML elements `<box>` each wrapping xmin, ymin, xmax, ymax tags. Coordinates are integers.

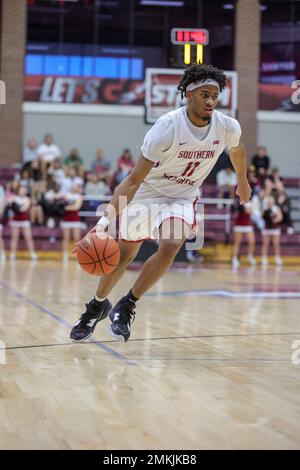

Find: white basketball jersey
<box><xmin>141</xmin><ymin>107</ymin><xmax>232</xmax><ymax>200</ymax></box>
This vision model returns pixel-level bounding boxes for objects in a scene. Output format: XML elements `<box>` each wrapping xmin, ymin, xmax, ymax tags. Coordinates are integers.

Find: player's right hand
<box><xmin>236</xmin><ymin>181</ymin><xmax>252</xmax><ymax>204</ymax></box>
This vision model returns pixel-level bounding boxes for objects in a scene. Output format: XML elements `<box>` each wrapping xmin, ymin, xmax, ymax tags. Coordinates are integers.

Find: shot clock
<box><xmin>170</xmin><ymin>28</ymin><xmax>209</xmax><ymax>65</ymax></box>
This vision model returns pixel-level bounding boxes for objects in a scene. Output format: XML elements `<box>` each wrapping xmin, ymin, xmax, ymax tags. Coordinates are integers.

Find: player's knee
<box><xmin>118</xmin><ymin>250</ymin><xmax>136</xmax><ymax>268</ymax></box>
<box><xmin>158</xmin><ymin>241</ymin><xmax>181</xmax><ymax>261</ymax></box>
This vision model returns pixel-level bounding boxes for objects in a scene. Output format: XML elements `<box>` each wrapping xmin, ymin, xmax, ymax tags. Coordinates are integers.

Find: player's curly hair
<box><xmin>177</xmin><ymin>64</ymin><xmax>227</xmax><ymax>98</ymax></box>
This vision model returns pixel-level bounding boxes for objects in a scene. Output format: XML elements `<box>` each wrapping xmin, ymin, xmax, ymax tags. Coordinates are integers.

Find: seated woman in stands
<box><xmin>277</xmin><ymin>190</ymin><xmax>294</xmax><ymax>234</ymax></box>
<box><xmin>8</xmin><ymin>185</ymin><xmax>37</xmax><ymax>261</ymax></box>
<box><xmin>30</xmin><ymin>179</ymin><xmax>46</xmax><ymax>226</ymax></box>
<box><xmin>15</xmin><ymin>168</ymin><xmax>35</xmax><ymax>195</ymax></box>
<box><xmin>262</xmin><ymin>195</ymin><xmax>283</xmax><ymax>267</ymax></box>
<box><xmin>60</xmin><ymin>184</ymin><xmax>83</xmax><ymax>263</ymax></box>
<box><xmin>247</xmin><ymin>164</ymin><xmax>262</xmax><ymax>195</ymax></box>
<box><xmin>84</xmin><ymin>172</ymin><xmax>111</xmax><ymax>211</ymax></box>
<box><xmin>113</xmin><ymin>149</ymin><xmax>135</xmax><ymax>187</ymax></box>
<box><xmin>264</xmin><ymin>167</ymin><xmax>284</xmax><ymax>196</ymax></box>
<box><xmin>216</xmin><ymin>167</ymin><xmax>237</xmax><ymax>207</ymax></box>
<box><xmin>43</xmin><ymin>178</ymin><xmax>65</xmax><ymax>228</ymax></box>
<box><xmin>231</xmin><ymin>198</ymin><xmax>256</xmax><ymax>268</ymax></box>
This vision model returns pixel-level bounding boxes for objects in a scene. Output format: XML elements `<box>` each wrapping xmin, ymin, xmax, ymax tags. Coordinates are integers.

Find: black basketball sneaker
<box><xmin>70</xmin><ymin>298</ymin><xmax>112</xmax><ymax>342</ymax></box>
<box><xmin>108</xmin><ymin>297</ymin><xmax>136</xmax><ymax>342</ymax></box>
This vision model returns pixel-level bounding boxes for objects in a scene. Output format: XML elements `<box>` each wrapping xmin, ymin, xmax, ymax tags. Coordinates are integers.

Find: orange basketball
<box><xmin>76</xmin><ymin>232</ymin><xmax>120</xmax><ymax>276</ymax></box>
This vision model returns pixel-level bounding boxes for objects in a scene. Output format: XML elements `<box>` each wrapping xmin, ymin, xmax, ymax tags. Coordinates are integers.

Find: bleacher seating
<box><xmin>0</xmin><ymin>168</ymin><xmax>18</xmax><ymax>188</ymax></box>
<box><xmin>1</xmin><ymin>169</ymin><xmax>299</xmax><ymax>259</ymax></box>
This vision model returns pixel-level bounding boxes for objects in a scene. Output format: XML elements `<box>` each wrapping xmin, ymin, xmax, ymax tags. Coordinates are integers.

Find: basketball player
<box><xmin>71</xmin><ymin>64</ymin><xmax>251</xmax><ymax>342</ymax></box>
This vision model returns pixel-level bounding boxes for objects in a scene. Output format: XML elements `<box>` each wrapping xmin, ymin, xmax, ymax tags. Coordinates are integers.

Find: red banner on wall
<box><xmin>24</xmin><ymin>75</ymin><xmax>300</xmax><ymax>112</ymax></box>
<box><xmin>24</xmin><ymin>76</ymin><xmax>145</xmax><ymax>105</ymax></box>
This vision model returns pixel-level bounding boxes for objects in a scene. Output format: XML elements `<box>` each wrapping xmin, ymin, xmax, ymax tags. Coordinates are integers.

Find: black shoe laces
<box><xmin>79</xmin><ymin>302</ymin><xmax>100</xmax><ymax>324</ymax></box>
<box><xmin>117</xmin><ymin>300</ymin><xmax>136</xmax><ymax>324</ymax></box>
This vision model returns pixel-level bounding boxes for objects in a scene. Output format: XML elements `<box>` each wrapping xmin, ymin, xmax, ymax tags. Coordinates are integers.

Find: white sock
<box><xmin>95</xmin><ymin>295</ymin><xmax>106</xmax><ymax>302</ymax></box>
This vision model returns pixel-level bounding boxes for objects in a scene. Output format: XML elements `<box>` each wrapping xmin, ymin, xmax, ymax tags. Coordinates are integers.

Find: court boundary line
<box><xmin>145</xmin><ymin>289</ymin><xmax>300</xmax><ymax>298</ymax></box>
<box><xmin>0</xmin><ymin>336</ymin><xmax>292</xmax><ymax>362</ymax></box>
<box><xmin>1</xmin><ymin>330</ymin><xmax>299</xmax><ymax>353</ymax></box>
<box><xmin>121</xmin><ymin>358</ymin><xmax>293</xmax><ymax>363</ymax></box>
<box><xmin>0</xmin><ymin>280</ymin><xmax>137</xmax><ymax>365</ymax></box>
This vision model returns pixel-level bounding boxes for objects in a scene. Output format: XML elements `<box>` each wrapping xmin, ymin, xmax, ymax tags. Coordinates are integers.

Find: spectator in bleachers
<box><xmin>277</xmin><ymin>190</ymin><xmax>294</xmax><ymax>234</ymax></box>
<box><xmin>30</xmin><ymin>180</ymin><xmax>46</xmax><ymax>226</ymax></box>
<box><xmin>231</xmin><ymin>199</ymin><xmax>256</xmax><ymax>268</ymax></box>
<box><xmin>84</xmin><ymin>173</ymin><xmax>111</xmax><ymax>211</ymax></box>
<box><xmin>15</xmin><ymin>168</ymin><xmax>34</xmax><ymax>194</ymax></box>
<box><xmin>114</xmin><ymin>149</ymin><xmax>135</xmax><ymax>185</ymax></box>
<box><xmin>43</xmin><ymin>180</ymin><xmax>65</xmax><ymax>228</ymax></box>
<box><xmin>262</xmin><ymin>195</ymin><xmax>283</xmax><ymax>266</ymax></box>
<box><xmin>8</xmin><ymin>186</ymin><xmax>37</xmax><ymax>261</ymax></box>
<box><xmin>264</xmin><ymin>167</ymin><xmax>284</xmax><ymax>196</ymax></box>
<box><xmin>60</xmin><ymin>184</ymin><xmax>83</xmax><ymax>262</ymax></box>
<box><xmin>91</xmin><ymin>148</ymin><xmax>114</xmax><ymax>188</ymax></box>
<box><xmin>248</xmin><ymin>164</ymin><xmax>262</xmax><ymax>194</ymax></box>
<box><xmin>5</xmin><ymin>179</ymin><xmax>21</xmax><ymax>198</ymax></box>
<box><xmin>251</xmin><ymin>146</ymin><xmax>270</xmax><ymax>176</ymax></box>
<box><xmin>63</xmin><ymin>148</ymin><xmax>85</xmax><ymax>179</ymax></box>
<box><xmin>60</xmin><ymin>167</ymin><xmax>84</xmax><ymax>194</ymax></box>
<box><xmin>31</xmin><ymin>159</ymin><xmax>42</xmax><ymax>182</ymax></box>
<box><xmin>85</xmin><ymin>173</ymin><xmax>110</xmax><ymax>197</ymax></box>
<box><xmin>0</xmin><ymin>184</ymin><xmax>6</xmax><ymax>262</ymax></box>
<box><xmin>48</xmin><ymin>158</ymin><xmax>65</xmax><ymax>187</ymax></box>
<box><xmin>23</xmin><ymin>138</ymin><xmax>38</xmax><ymax>169</ymax></box>
<box><xmin>216</xmin><ymin>167</ymin><xmax>237</xmax><ymax>208</ymax></box>
<box><xmin>37</xmin><ymin>133</ymin><xmax>61</xmax><ymax>179</ymax></box>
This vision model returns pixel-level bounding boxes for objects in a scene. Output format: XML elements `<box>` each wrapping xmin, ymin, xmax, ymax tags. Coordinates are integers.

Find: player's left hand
<box><xmin>236</xmin><ymin>181</ymin><xmax>252</xmax><ymax>204</ymax></box>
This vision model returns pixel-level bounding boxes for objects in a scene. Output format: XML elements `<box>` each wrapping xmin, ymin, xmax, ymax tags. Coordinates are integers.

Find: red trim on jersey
<box><xmin>119</xmin><ymin>237</ymin><xmax>151</xmax><ymax>243</ymax></box>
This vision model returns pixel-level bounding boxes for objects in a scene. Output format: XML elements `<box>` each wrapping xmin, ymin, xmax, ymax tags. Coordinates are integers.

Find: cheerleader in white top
<box><xmin>231</xmin><ymin>199</ymin><xmax>256</xmax><ymax>268</ymax></box>
<box><xmin>9</xmin><ymin>186</ymin><xmax>37</xmax><ymax>261</ymax></box>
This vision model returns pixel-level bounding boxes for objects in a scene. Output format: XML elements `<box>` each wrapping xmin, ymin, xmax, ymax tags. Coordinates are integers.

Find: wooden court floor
<box><xmin>0</xmin><ymin>259</ymin><xmax>300</xmax><ymax>450</ymax></box>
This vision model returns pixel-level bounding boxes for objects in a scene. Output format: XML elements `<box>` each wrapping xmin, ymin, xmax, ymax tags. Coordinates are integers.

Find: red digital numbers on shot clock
<box><xmin>171</xmin><ymin>28</ymin><xmax>209</xmax><ymax>45</ymax></box>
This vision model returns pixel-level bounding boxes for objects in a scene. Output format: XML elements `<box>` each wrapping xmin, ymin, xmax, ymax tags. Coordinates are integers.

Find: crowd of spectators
<box><xmin>0</xmin><ymin>133</ymin><xmax>136</xmax><ymax>261</ymax></box>
<box><xmin>248</xmin><ymin>146</ymin><xmax>293</xmax><ymax>234</ymax></box>
<box><xmin>0</xmin><ymin>138</ymin><xmax>295</xmax><ymax>265</ymax></box>
<box><xmin>216</xmin><ymin>145</ymin><xmax>294</xmax><ymax>235</ymax></box>
<box><xmin>227</xmin><ymin>146</ymin><xmax>294</xmax><ymax>268</ymax></box>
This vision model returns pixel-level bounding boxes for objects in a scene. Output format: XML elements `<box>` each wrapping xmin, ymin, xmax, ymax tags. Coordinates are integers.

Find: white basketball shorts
<box><xmin>119</xmin><ymin>189</ymin><xmax>197</xmax><ymax>242</ymax></box>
